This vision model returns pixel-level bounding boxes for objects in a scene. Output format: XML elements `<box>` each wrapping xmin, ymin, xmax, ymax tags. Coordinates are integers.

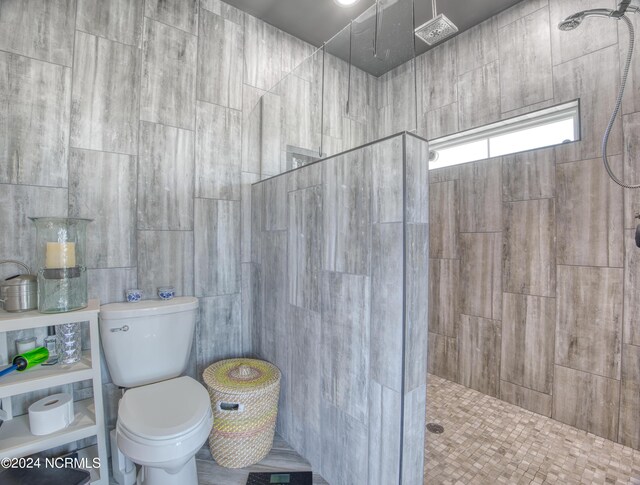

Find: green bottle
<box><xmin>13</xmin><ymin>347</ymin><xmax>50</xmax><ymax>371</ymax></box>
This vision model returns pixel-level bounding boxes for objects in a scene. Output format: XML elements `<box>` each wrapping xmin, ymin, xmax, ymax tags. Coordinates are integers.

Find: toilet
<box><xmin>100</xmin><ymin>297</ymin><xmax>213</xmax><ymax>485</ymax></box>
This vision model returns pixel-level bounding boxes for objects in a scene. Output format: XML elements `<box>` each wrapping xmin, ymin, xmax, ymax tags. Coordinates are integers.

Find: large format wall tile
<box><xmin>502</xmin><ymin>148</ymin><xmax>555</xmax><ymax>201</ymax></box>
<box><xmin>459</xmin><ymin>314</ymin><xmax>501</xmax><ymax>397</ymax></box>
<box><xmin>416</xmin><ymin>40</ymin><xmax>457</xmax><ymax>113</ymax></box>
<box><xmin>241</xmin><ymin>172</ymin><xmax>260</xmax><ymax>263</ymax></box>
<box><xmin>619</xmin><ymin>344</ymin><xmax>640</xmax><ymax>449</ymax></box>
<box><xmin>320</xmin><ymin>401</ymin><xmax>368</xmax><ymax>485</ymax></box>
<box><xmin>460</xmin><ymin>233</ymin><xmax>502</xmax><ymax>320</ymax></box>
<box><xmin>371</xmin><ymin>224</ymin><xmax>403</xmax><ymax>392</ymax></box>
<box><xmin>69</xmin><ymin>148</ymin><xmax>136</xmax><ymax>268</ymax></box>
<box><xmin>496</xmin><ymin>0</ymin><xmax>549</xmax><ymax>29</ymax></box>
<box><xmin>625</xmin><ymin>230</ymin><xmax>640</xmax><ymax>346</ymax></box>
<box><xmin>376</xmin><ymin>62</ymin><xmax>417</xmax><ymax>138</ymax></box>
<box><xmin>553</xmin><ymin>365</ymin><xmax>619</xmax><ymax>441</ymax></box>
<box><xmin>371</xmin><ymin>138</ymin><xmax>403</xmax><ymax>224</ymax></box>
<box><xmin>137</xmin><ymin>230</ymin><xmax>194</xmax><ymax>297</ymax></box>
<box><xmin>321</xmin><ymin>272</ymin><xmax>370</xmax><ymax>424</ymax></box>
<box><xmin>456</xmin><ymin>17</ymin><xmax>498</xmax><ymax>76</ymax></box>
<box><xmin>622</xmin><ymin>12</ymin><xmax>640</xmax><ymax>114</ymax></box>
<box><xmin>0</xmin><ymin>184</ymin><xmax>67</xmax><ymax>269</ymax></box>
<box><xmin>0</xmin><ymin>0</ymin><xmax>75</xmax><ymax>66</ymax></box>
<box><xmin>195</xmin><ymin>102</ymin><xmax>241</xmax><ymax>200</ymax></box>
<box><xmin>322</xmin><ymin>151</ymin><xmax>371</xmax><ymax>275</ymax></box>
<box><xmin>501</xmin><ymin>293</ymin><xmax>555</xmax><ymax>394</ymax></box>
<box><xmin>70</xmin><ymin>32</ymin><xmax>140</xmax><ymax>155</ymax></box>
<box><xmin>201</xmin><ymin>0</ymin><xmax>244</xmax><ymax>25</ymax></box>
<box><xmin>428</xmin><ymin>332</ymin><xmax>458</xmax><ymax>383</ymax></box>
<box><xmin>554</xmin><ymin>45</ymin><xmax>622</xmax><ymax>163</ymax></box>
<box><xmin>281</xmin><ymin>72</ymin><xmax>321</xmax><ymax>154</ymax></box>
<box><xmin>500</xmin><ymin>380</ymin><xmax>552</xmax><ymax>417</ymax></box>
<box><xmin>549</xmin><ymin>0</ymin><xmax>618</xmax><ymax>66</ymax></box>
<box><xmin>459</xmin><ymin>158</ymin><xmax>502</xmax><ymax>232</ymax></box>
<box><xmin>429</xmin><ymin>259</ymin><xmax>459</xmax><ymax>338</ymax></box>
<box><xmin>503</xmin><ymin>198</ymin><xmax>556</xmax><ymax>297</ymax></box>
<box><xmin>555</xmin><ymin>265</ymin><xmax>623</xmax><ymax>379</ymax></box>
<box><xmin>141</xmin><ymin>19</ymin><xmax>196</xmax><ymax>130</ymax></box>
<box><xmin>244</xmin><ymin>14</ymin><xmax>282</xmax><ymax>92</ymax></box>
<box><xmin>197</xmin><ymin>294</ymin><xmax>242</xmax><ymax>377</ymax></box>
<box><xmin>424</xmin><ymin>102</ymin><xmax>459</xmax><ymax>140</ymax></box>
<box><xmin>197</xmin><ymin>9</ymin><xmax>243</xmax><ymax>110</ymax></box>
<box><xmin>145</xmin><ymin>0</ymin><xmax>198</xmax><ymax>35</ymax></box>
<box><xmin>405</xmin><ymin>134</ymin><xmax>430</xmax><ymax>224</ymax></box>
<box><xmin>556</xmin><ymin>157</ymin><xmax>624</xmax><ymax>267</ymax></box>
<box><xmin>368</xmin><ymin>381</ymin><xmax>401</xmax><ymax>485</ymax></box>
<box><xmin>257</xmin><ymin>231</ymin><xmax>287</xmax><ymax>367</ymax></box>
<box><xmin>458</xmin><ymin>61</ymin><xmax>501</xmax><ymax>131</ymax></box>
<box><xmin>76</xmin><ymin>0</ymin><xmax>143</xmax><ymax>46</ymax></box>
<box><xmin>138</xmin><ymin>122</ymin><xmax>194</xmax><ymax>230</ymax></box>
<box><xmin>194</xmin><ymin>199</ymin><xmax>240</xmax><ymax>297</ymax></box>
<box><xmin>0</xmin><ymin>53</ymin><xmax>70</xmax><ymax>187</ymax></box>
<box><xmin>429</xmin><ymin>181</ymin><xmax>458</xmax><ymax>258</ymax></box>
<box><xmin>287</xmin><ymin>306</ymin><xmax>322</xmax><ymax>464</ymax></box>
<box><xmin>401</xmin><ymin>384</ymin><xmax>427</xmax><ymax>485</ymax></box>
<box><xmin>87</xmin><ymin>267</ymin><xmax>136</xmax><ymax>304</ymax></box>
<box><xmin>288</xmin><ymin>186</ymin><xmax>322</xmax><ymax>312</ymax></box>
<box><xmin>262</xmin><ymin>175</ymin><xmax>287</xmax><ymax>231</ymax></box>
<box><xmin>623</xmin><ymin>113</ymin><xmax>640</xmax><ymax>226</ymax></box>
<box><xmin>405</xmin><ymin>223</ymin><xmax>429</xmax><ymax>391</ymax></box>
<box><xmin>498</xmin><ymin>7</ymin><xmax>553</xmax><ymax>113</ymax></box>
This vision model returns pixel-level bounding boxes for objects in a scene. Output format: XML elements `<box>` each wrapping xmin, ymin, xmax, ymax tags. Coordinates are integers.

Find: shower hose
<box><xmin>603</xmin><ymin>14</ymin><xmax>639</xmax><ymax>188</ymax></box>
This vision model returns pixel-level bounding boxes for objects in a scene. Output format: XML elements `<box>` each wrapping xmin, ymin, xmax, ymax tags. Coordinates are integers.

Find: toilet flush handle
<box><xmin>110</xmin><ymin>325</ymin><xmax>129</xmax><ymax>333</ymax></box>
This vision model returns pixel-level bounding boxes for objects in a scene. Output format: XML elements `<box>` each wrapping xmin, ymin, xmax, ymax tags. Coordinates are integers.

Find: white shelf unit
<box><xmin>0</xmin><ymin>300</ymin><xmax>109</xmax><ymax>484</ymax></box>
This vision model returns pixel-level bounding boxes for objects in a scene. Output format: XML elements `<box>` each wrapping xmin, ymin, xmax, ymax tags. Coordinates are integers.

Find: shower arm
<box><xmin>614</xmin><ymin>0</ymin><xmax>633</xmax><ymax>17</ymax></box>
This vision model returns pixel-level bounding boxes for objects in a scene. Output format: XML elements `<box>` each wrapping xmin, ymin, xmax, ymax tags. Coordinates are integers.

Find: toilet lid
<box><xmin>118</xmin><ymin>376</ymin><xmax>211</xmax><ymax>441</ymax></box>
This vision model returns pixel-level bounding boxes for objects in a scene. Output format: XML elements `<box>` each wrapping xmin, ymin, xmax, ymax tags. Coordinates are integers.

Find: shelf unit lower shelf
<box><xmin>0</xmin><ymin>350</ymin><xmax>93</xmax><ymax>399</ymax></box>
<box><xmin>0</xmin><ymin>398</ymin><xmax>97</xmax><ymax>459</ymax></box>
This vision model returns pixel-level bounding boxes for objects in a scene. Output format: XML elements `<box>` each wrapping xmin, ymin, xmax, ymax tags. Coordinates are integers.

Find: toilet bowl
<box><xmin>115</xmin><ymin>376</ymin><xmax>213</xmax><ymax>485</ymax></box>
<box><xmin>99</xmin><ymin>297</ymin><xmax>212</xmax><ymax>485</ymax></box>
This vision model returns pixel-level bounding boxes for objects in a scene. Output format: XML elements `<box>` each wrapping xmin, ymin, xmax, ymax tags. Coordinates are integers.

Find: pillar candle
<box><xmin>45</xmin><ymin>242</ymin><xmax>76</xmax><ymax>269</ymax></box>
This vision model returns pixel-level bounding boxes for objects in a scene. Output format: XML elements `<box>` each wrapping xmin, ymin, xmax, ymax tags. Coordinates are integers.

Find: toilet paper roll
<box><xmin>28</xmin><ymin>393</ymin><xmax>75</xmax><ymax>436</ymax></box>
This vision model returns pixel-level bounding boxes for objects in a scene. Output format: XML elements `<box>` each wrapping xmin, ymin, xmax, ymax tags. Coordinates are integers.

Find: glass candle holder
<box><xmin>30</xmin><ymin>217</ymin><xmax>92</xmax><ymax>314</ymax></box>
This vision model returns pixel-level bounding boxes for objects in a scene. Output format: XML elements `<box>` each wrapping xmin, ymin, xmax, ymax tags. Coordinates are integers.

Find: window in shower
<box><xmin>428</xmin><ymin>100</ymin><xmax>580</xmax><ymax>170</ymax></box>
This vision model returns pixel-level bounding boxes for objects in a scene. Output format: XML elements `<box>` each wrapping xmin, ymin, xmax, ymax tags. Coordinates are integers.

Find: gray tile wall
<box><xmin>251</xmin><ymin>134</ymin><xmax>429</xmax><ymax>485</ymax></box>
<box><xmin>0</xmin><ymin>0</ymin><xmax>317</xmax><ymax>448</ymax></box>
<box><xmin>425</xmin><ymin>0</ymin><xmax>640</xmax><ymax>450</ymax></box>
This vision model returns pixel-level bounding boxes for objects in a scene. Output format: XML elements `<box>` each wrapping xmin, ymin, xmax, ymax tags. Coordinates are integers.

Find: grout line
<box><xmin>66</xmin><ymin>0</ymin><xmax>79</xmax><ymax>214</ymax></box>
<box><xmin>74</xmin><ymin>27</ymin><xmax>139</xmax><ymax>49</ymax></box>
<box><xmin>0</xmin><ymin>47</ymin><xmax>72</xmax><ymax>69</ymax></box>
<box><xmin>143</xmin><ymin>14</ymin><xmax>198</xmax><ymax>38</ymax></box>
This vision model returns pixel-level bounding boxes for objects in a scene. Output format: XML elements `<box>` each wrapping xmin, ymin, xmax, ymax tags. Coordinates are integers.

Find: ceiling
<box><xmin>223</xmin><ymin>0</ymin><xmax>525</xmax><ymax>75</ymax></box>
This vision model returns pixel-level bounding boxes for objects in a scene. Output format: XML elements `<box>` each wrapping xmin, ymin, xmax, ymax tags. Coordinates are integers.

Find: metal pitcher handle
<box><xmin>0</xmin><ymin>260</ymin><xmax>33</xmax><ymax>274</ymax></box>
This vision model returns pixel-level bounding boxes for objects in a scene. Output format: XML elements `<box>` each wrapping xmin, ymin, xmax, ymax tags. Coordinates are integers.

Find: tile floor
<box><xmin>425</xmin><ymin>374</ymin><xmax>640</xmax><ymax>485</ymax></box>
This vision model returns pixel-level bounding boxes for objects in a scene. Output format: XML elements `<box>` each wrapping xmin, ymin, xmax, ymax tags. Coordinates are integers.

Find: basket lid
<box><xmin>203</xmin><ymin>358</ymin><xmax>280</xmax><ymax>393</ymax></box>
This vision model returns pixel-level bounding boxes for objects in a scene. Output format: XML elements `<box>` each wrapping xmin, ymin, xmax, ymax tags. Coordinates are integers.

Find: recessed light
<box><xmin>334</xmin><ymin>0</ymin><xmax>361</xmax><ymax>7</ymax></box>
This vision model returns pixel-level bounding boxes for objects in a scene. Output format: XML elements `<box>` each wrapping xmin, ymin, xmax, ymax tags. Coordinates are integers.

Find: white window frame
<box><xmin>428</xmin><ymin>100</ymin><xmax>580</xmax><ymax>170</ymax></box>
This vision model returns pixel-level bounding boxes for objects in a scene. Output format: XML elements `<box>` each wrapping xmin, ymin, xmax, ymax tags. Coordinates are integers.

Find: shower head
<box><xmin>557</xmin><ymin>8</ymin><xmax>615</xmax><ymax>31</ymax></box>
<box><xmin>415</xmin><ymin>14</ymin><xmax>459</xmax><ymax>46</ymax></box>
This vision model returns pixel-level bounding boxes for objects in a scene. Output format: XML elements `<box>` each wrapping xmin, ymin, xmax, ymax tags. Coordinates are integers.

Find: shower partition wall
<box><xmin>250</xmin><ymin>133</ymin><xmax>429</xmax><ymax>485</ymax></box>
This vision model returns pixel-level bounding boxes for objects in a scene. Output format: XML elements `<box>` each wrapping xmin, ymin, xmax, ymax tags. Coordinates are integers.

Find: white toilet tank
<box><xmin>99</xmin><ymin>297</ymin><xmax>198</xmax><ymax>388</ymax></box>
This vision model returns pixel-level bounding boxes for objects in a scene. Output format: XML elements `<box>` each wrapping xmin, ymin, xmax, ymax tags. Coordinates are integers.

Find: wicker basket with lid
<box><xmin>203</xmin><ymin>358</ymin><xmax>281</xmax><ymax>468</ymax></box>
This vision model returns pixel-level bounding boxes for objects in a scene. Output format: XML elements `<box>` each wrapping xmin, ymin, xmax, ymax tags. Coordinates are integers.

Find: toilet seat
<box><xmin>118</xmin><ymin>376</ymin><xmax>211</xmax><ymax>441</ymax></box>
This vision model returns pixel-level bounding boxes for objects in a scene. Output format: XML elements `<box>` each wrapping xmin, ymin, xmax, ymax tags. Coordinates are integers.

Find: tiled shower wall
<box><xmin>0</xmin><ymin>0</ymin><xmax>315</xmax><ymax>428</ymax></box>
<box><xmin>422</xmin><ymin>0</ymin><xmax>640</xmax><ymax>449</ymax></box>
<box><xmin>250</xmin><ymin>133</ymin><xmax>429</xmax><ymax>485</ymax></box>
